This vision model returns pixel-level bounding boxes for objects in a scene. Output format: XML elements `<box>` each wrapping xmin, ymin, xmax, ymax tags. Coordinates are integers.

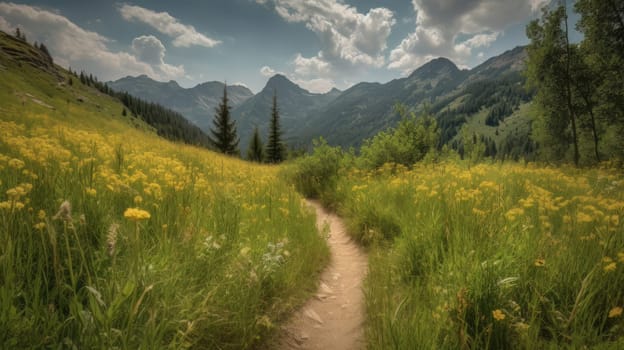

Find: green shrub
<box><xmin>287</xmin><ymin>138</ymin><xmax>346</xmax><ymax>203</ymax></box>
<box><xmin>359</xmin><ymin>105</ymin><xmax>439</xmax><ymax>169</ymax></box>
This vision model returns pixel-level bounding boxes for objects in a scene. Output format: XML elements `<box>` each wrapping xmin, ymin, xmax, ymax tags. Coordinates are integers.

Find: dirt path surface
<box><xmin>276</xmin><ymin>200</ymin><xmax>368</xmax><ymax>350</ymax></box>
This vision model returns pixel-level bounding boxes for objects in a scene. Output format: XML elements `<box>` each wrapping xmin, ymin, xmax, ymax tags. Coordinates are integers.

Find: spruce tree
<box><xmin>209</xmin><ymin>84</ymin><xmax>239</xmax><ymax>155</ymax></box>
<box><xmin>265</xmin><ymin>90</ymin><xmax>284</xmax><ymax>163</ymax></box>
<box><xmin>246</xmin><ymin>126</ymin><xmax>264</xmax><ymax>162</ymax></box>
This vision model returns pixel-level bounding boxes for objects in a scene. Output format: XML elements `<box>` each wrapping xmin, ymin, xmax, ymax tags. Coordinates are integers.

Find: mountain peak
<box><xmin>264</xmin><ymin>74</ymin><xmax>305</xmax><ymax>94</ymax></box>
<box><xmin>408</xmin><ymin>57</ymin><xmax>459</xmax><ymax>80</ymax></box>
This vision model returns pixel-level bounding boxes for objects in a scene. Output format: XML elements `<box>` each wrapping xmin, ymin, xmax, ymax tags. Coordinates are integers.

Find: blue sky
<box><xmin>0</xmin><ymin>0</ymin><xmax>579</xmax><ymax>93</ymax></box>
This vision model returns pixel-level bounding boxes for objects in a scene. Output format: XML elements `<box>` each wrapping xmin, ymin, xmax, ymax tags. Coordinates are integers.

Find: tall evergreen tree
<box><xmin>209</xmin><ymin>84</ymin><xmax>239</xmax><ymax>155</ymax></box>
<box><xmin>246</xmin><ymin>127</ymin><xmax>264</xmax><ymax>162</ymax></box>
<box><xmin>265</xmin><ymin>90</ymin><xmax>284</xmax><ymax>163</ymax></box>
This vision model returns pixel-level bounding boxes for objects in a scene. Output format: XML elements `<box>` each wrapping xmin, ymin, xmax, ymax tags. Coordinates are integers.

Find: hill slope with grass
<box><xmin>0</xmin><ymin>30</ymin><xmax>328</xmax><ymax>349</ymax></box>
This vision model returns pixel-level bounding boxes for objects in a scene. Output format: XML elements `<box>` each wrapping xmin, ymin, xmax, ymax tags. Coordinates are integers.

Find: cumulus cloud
<box><xmin>260</xmin><ymin>65</ymin><xmax>277</xmax><ymax>77</ymax></box>
<box><xmin>388</xmin><ymin>0</ymin><xmax>549</xmax><ymax>73</ymax></box>
<box><xmin>132</xmin><ymin>35</ymin><xmax>165</xmax><ymax>65</ymax></box>
<box><xmin>257</xmin><ymin>0</ymin><xmax>395</xmax><ymax>93</ymax></box>
<box><xmin>293</xmin><ymin>53</ymin><xmax>330</xmax><ymax>77</ymax></box>
<box><xmin>119</xmin><ymin>4</ymin><xmax>220</xmax><ymax>48</ymax></box>
<box><xmin>0</xmin><ymin>2</ymin><xmax>184</xmax><ymax>81</ymax></box>
<box><xmin>261</xmin><ymin>0</ymin><xmax>394</xmax><ymax>68</ymax></box>
<box><xmin>132</xmin><ymin>35</ymin><xmax>185</xmax><ymax>79</ymax></box>
<box><xmin>292</xmin><ymin>77</ymin><xmax>335</xmax><ymax>94</ymax></box>
<box><xmin>232</xmin><ymin>81</ymin><xmax>249</xmax><ymax>89</ymax></box>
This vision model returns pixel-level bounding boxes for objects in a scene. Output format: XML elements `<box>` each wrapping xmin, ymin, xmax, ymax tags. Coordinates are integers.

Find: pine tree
<box><xmin>14</xmin><ymin>27</ymin><xmax>24</xmax><ymax>41</ymax></box>
<box><xmin>246</xmin><ymin>127</ymin><xmax>264</xmax><ymax>162</ymax></box>
<box><xmin>209</xmin><ymin>84</ymin><xmax>239</xmax><ymax>155</ymax></box>
<box><xmin>265</xmin><ymin>90</ymin><xmax>284</xmax><ymax>163</ymax></box>
<box><xmin>39</xmin><ymin>43</ymin><xmax>53</xmax><ymax>64</ymax></box>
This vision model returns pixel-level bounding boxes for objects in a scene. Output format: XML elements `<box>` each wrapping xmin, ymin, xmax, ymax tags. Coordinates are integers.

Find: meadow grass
<box><xmin>0</xmin><ymin>53</ymin><xmax>329</xmax><ymax>348</ymax></box>
<box><xmin>297</xmin><ymin>160</ymin><xmax>623</xmax><ymax>349</ymax></box>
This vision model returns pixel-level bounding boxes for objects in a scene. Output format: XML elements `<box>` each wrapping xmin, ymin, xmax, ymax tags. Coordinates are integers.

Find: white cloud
<box><xmin>0</xmin><ymin>3</ymin><xmax>183</xmax><ymax>81</ymax></box>
<box><xmin>131</xmin><ymin>35</ymin><xmax>185</xmax><ymax>79</ymax></box>
<box><xmin>292</xmin><ymin>77</ymin><xmax>335</xmax><ymax>94</ymax></box>
<box><xmin>388</xmin><ymin>0</ymin><xmax>547</xmax><ymax>73</ymax></box>
<box><xmin>293</xmin><ymin>53</ymin><xmax>330</xmax><ymax>77</ymax></box>
<box><xmin>119</xmin><ymin>4</ymin><xmax>220</xmax><ymax>48</ymax></box>
<box><xmin>464</xmin><ymin>32</ymin><xmax>500</xmax><ymax>48</ymax></box>
<box><xmin>258</xmin><ymin>1</ymin><xmax>395</xmax><ymax>93</ymax></box>
<box><xmin>232</xmin><ymin>81</ymin><xmax>249</xmax><ymax>89</ymax></box>
<box><xmin>132</xmin><ymin>35</ymin><xmax>166</xmax><ymax>65</ymax></box>
<box><xmin>263</xmin><ymin>0</ymin><xmax>395</xmax><ymax>68</ymax></box>
<box><xmin>260</xmin><ymin>65</ymin><xmax>277</xmax><ymax>77</ymax></box>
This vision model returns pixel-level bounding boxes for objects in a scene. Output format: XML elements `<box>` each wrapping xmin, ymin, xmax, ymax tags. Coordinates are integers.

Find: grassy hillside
<box><xmin>0</xmin><ymin>32</ymin><xmax>328</xmax><ymax>348</ymax></box>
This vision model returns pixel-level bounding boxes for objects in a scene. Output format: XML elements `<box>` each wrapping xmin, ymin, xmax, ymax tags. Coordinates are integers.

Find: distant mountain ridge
<box><xmin>231</xmin><ymin>74</ymin><xmax>341</xmax><ymax>150</ymax></box>
<box><xmin>108</xmin><ymin>75</ymin><xmax>253</xmax><ymax>131</ymax></box>
<box><xmin>109</xmin><ymin>46</ymin><xmax>530</xmax><ymax>152</ymax></box>
<box><xmin>298</xmin><ymin>45</ymin><xmax>529</xmax><ymax>148</ymax></box>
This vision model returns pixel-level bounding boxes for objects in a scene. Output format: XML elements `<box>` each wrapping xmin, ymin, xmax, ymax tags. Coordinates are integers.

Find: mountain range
<box><xmin>108</xmin><ymin>76</ymin><xmax>254</xmax><ymax>132</ymax></box>
<box><xmin>108</xmin><ymin>46</ymin><xmax>531</xmax><ymax>152</ymax></box>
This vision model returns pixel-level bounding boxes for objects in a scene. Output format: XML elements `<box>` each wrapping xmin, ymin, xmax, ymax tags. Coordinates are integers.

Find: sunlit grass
<box><xmin>319</xmin><ymin>161</ymin><xmax>623</xmax><ymax>348</ymax></box>
<box><xmin>0</xmin><ymin>54</ymin><xmax>328</xmax><ymax>348</ymax></box>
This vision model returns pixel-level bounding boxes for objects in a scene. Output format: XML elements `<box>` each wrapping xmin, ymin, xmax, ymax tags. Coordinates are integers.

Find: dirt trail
<box><xmin>276</xmin><ymin>200</ymin><xmax>368</xmax><ymax>350</ymax></box>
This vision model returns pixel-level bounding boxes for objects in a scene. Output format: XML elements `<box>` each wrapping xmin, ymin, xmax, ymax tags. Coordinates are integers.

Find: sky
<box><xmin>0</xmin><ymin>0</ymin><xmax>580</xmax><ymax>93</ymax></box>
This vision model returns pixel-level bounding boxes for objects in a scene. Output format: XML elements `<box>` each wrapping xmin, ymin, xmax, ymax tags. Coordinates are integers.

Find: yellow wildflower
<box><xmin>37</xmin><ymin>209</ymin><xmax>46</xmax><ymax>220</ymax></box>
<box><xmin>608</xmin><ymin>307</ymin><xmax>623</xmax><ymax>318</ymax></box>
<box><xmin>134</xmin><ymin>195</ymin><xmax>143</xmax><ymax>204</ymax></box>
<box><xmin>505</xmin><ymin>208</ymin><xmax>524</xmax><ymax>221</ymax></box>
<box><xmin>34</xmin><ymin>222</ymin><xmax>46</xmax><ymax>231</ymax></box>
<box><xmin>8</xmin><ymin>158</ymin><xmax>25</xmax><ymax>169</ymax></box>
<box><xmin>124</xmin><ymin>207</ymin><xmax>151</xmax><ymax>221</ymax></box>
<box><xmin>85</xmin><ymin>187</ymin><xmax>97</xmax><ymax>197</ymax></box>
<box><xmin>603</xmin><ymin>262</ymin><xmax>617</xmax><ymax>272</ymax></box>
<box><xmin>240</xmin><ymin>246</ymin><xmax>251</xmax><ymax>256</ymax></box>
<box><xmin>576</xmin><ymin>212</ymin><xmax>593</xmax><ymax>223</ymax></box>
<box><xmin>492</xmin><ymin>309</ymin><xmax>506</xmax><ymax>321</ymax></box>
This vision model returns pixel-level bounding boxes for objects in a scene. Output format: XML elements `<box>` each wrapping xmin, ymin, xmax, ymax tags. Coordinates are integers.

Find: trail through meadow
<box><xmin>276</xmin><ymin>200</ymin><xmax>368</xmax><ymax>350</ymax></box>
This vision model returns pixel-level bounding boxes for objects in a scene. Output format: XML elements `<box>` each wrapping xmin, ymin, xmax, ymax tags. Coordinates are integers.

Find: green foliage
<box><xmin>209</xmin><ymin>84</ymin><xmax>240</xmax><ymax>155</ymax></box>
<box><xmin>527</xmin><ymin>2</ymin><xmax>624</xmax><ymax>165</ymax></box>
<box><xmin>459</xmin><ymin>127</ymin><xmax>486</xmax><ymax>165</ymax></box>
<box><xmin>359</xmin><ymin>105</ymin><xmax>440</xmax><ymax>169</ymax></box>
<box><xmin>285</xmin><ymin>138</ymin><xmax>345</xmax><ymax>205</ymax></box>
<box><xmin>575</xmin><ymin>0</ymin><xmax>624</xmax><ymax>160</ymax></box>
<box><xmin>246</xmin><ymin>127</ymin><xmax>264</xmax><ymax>162</ymax></box>
<box><xmin>526</xmin><ymin>5</ymin><xmax>580</xmax><ymax>165</ymax></box>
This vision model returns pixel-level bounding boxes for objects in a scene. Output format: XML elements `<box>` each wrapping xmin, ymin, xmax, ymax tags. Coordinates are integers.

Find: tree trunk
<box><xmin>563</xmin><ymin>2</ymin><xmax>580</xmax><ymax>166</ymax></box>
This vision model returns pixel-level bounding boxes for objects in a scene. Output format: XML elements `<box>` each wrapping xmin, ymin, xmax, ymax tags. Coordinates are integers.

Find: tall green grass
<box><xmin>290</xmin><ymin>151</ymin><xmax>624</xmax><ymax>348</ymax></box>
<box><xmin>0</xmin><ymin>52</ymin><xmax>328</xmax><ymax>348</ymax></box>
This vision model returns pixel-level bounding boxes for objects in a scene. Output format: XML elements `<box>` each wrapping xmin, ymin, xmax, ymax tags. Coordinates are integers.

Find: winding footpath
<box><xmin>276</xmin><ymin>200</ymin><xmax>368</xmax><ymax>350</ymax></box>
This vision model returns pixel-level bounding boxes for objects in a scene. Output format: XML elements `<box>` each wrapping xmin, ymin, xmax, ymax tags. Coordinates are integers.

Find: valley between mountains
<box><xmin>109</xmin><ymin>46</ymin><xmax>531</xmax><ymax>154</ymax></box>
